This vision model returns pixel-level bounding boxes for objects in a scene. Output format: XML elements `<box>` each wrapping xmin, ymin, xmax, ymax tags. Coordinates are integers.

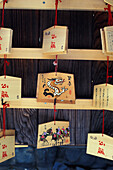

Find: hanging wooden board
<box><xmin>42</xmin><ymin>26</ymin><xmax>68</xmax><ymax>55</ymax></box>
<box><xmin>100</xmin><ymin>26</ymin><xmax>113</xmax><ymax>55</ymax></box>
<box><xmin>93</xmin><ymin>83</ymin><xmax>113</xmax><ymax>110</ymax></box>
<box><xmin>0</xmin><ymin>130</ymin><xmax>15</xmax><ymax>163</ymax></box>
<box><xmin>87</xmin><ymin>133</ymin><xmax>113</xmax><ymax>161</ymax></box>
<box><xmin>104</xmin><ymin>0</ymin><xmax>113</xmax><ymax>6</ymax></box>
<box><xmin>36</xmin><ymin>72</ymin><xmax>75</xmax><ymax>104</ymax></box>
<box><xmin>0</xmin><ymin>75</ymin><xmax>21</xmax><ymax>102</ymax></box>
<box><xmin>0</xmin><ymin>28</ymin><xmax>13</xmax><ymax>54</ymax></box>
<box><xmin>37</xmin><ymin>121</ymin><xmax>70</xmax><ymax>149</ymax></box>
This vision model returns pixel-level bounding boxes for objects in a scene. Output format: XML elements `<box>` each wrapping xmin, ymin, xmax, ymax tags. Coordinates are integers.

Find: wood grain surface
<box><xmin>0</xmin><ymin>9</ymin><xmax>113</xmax><ymax>148</ymax></box>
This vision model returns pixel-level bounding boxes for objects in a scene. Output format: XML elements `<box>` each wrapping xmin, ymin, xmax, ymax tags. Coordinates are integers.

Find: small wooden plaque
<box><xmin>87</xmin><ymin>133</ymin><xmax>113</xmax><ymax>161</ymax></box>
<box><xmin>42</xmin><ymin>26</ymin><xmax>68</xmax><ymax>55</ymax></box>
<box><xmin>104</xmin><ymin>0</ymin><xmax>113</xmax><ymax>6</ymax></box>
<box><xmin>93</xmin><ymin>83</ymin><xmax>113</xmax><ymax>110</ymax></box>
<box><xmin>37</xmin><ymin>121</ymin><xmax>70</xmax><ymax>149</ymax></box>
<box><xmin>0</xmin><ymin>28</ymin><xmax>13</xmax><ymax>54</ymax></box>
<box><xmin>0</xmin><ymin>75</ymin><xmax>21</xmax><ymax>102</ymax></box>
<box><xmin>0</xmin><ymin>130</ymin><xmax>15</xmax><ymax>163</ymax></box>
<box><xmin>100</xmin><ymin>26</ymin><xmax>113</xmax><ymax>54</ymax></box>
<box><xmin>36</xmin><ymin>72</ymin><xmax>75</xmax><ymax>104</ymax></box>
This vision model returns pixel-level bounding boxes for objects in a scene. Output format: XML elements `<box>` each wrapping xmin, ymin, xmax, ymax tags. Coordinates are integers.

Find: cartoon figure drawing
<box><xmin>39</xmin><ymin>126</ymin><xmax>70</xmax><ymax>146</ymax></box>
<box><xmin>43</xmin><ymin>77</ymin><xmax>68</xmax><ymax>97</ymax></box>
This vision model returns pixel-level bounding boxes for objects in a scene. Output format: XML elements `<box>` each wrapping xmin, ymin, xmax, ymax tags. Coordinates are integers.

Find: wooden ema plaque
<box><xmin>100</xmin><ymin>26</ymin><xmax>113</xmax><ymax>54</ymax></box>
<box><xmin>0</xmin><ymin>130</ymin><xmax>15</xmax><ymax>163</ymax></box>
<box><xmin>87</xmin><ymin>133</ymin><xmax>113</xmax><ymax>161</ymax></box>
<box><xmin>37</xmin><ymin>121</ymin><xmax>70</xmax><ymax>149</ymax></box>
<box><xmin>104</xmin><ymin>0</ymin><xmax>113</xmax><ymax>6</ymax></box>
<box><xmin>93</xmin><ymin>83</ymin><xmax>113</xmax><ymax>110</ymax></box>
<box><xmin>0</xmin><ymin>76</ymin><xmax>21</xmax><ymax>102</ymax></box>
<box><xmin>42</xmin><ymin>26</ymin><xmax>68</xmax><ymax>55</ymax></box>
<box><xmin>36</xmin><ymin>72</ymin><xmax>75</xmax><ymax>104</ymax></box>
<box><xmin>0</xmin><ymin>28</ymin><xmax>13</xmax><ymax>54</ymax></box>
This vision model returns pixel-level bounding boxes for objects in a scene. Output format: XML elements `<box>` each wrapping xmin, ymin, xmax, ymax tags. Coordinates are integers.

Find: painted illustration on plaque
<box><xmin>36</xmin><ymin>72</ymin><xmax>75</xmax><ymax>104</ymax></box>
<box><xmin>37</xmin><ymin>121</ymin><xmax>70</xmax><ymax>149</ymax></box>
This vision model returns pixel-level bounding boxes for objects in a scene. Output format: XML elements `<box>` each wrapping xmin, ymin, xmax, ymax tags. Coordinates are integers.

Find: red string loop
<box><xmin>102</xmin><ymin>109</ymin><xmax>104</xmax><ymax>136</ymax></box>
<box><xmin>106</xmin><ymin>56</ymin><xmax>112</xmax><ymax>86</ymax></box>
<box><xmin>104</xmin><ymin>4</ymin><xmax>113</xmax><ymax>26</ymax></box>
<box><xmin>1</xmin><ymin>0</ymin><xmax>7</xmax><ymax>27</ymax></box>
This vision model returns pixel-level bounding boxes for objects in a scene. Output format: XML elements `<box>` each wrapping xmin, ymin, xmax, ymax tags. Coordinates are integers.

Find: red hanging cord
<box><xmin>3</xmin><ymin>104</ymin><xmax>6</xmax><ymax>137</ymax></box>
<box><xmin>54</xmin><ymin>0</ymin><xmax>58</xmax><ymax>26</ymax></box>
<box><xmin>102</xmin><ymin>109</ymin><xmax>104</xmax><ymax>136</ymax></box>
<box><xmin>4</xmin><ymin>54</ymin><xmax>10</xmax><ymax>79</ymax></box>
<box><xmin>1</xmin><ymin>0</ymin><xmax>7</xmax><ymax>27</ymax></box>
<box><xmin>104</xmin><ymin>4</ymin><xmax>113</xmax><ymax>26</ymax></box>
<box><xmin>55</xmin><ymin>55</ymin><xmax>58</xmax><ymax>75</ymax></box>
<box><xmin>106</xmin><ymin>56</ymin><xmax>112</xmax><ymax>86</ymax></box>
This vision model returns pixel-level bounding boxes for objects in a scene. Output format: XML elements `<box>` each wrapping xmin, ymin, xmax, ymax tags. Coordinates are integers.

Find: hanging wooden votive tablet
<box><xmin>42</xmin><ymin>26</ymin><xmax>68</xmax><ymax>55</ymax></box>
<box><xmin>36</xmin><ymin>72</ymin><xmax>75</xmax><ymax>104</ymax></box>
<box><xmin>0</xmin><ymin>130</ymin><xmax>15</xmax><ymax>163</ymax></box>
<box><xmin>0</xmin><ymin>28</ymin><xmax>13</xmax><ymax>54</ymax></box>
<box><xmin>0</xmin><ymin>75</ymin><xmax>21</xmax><ymax>103</ymax></box>
<box><xmin>37</xmin><ymin>121</ymin><xmax>70</xmax><ymax>149</ymax></box>
<box><xmin>87</xmin><ymin>133</ymin><xmax>113</xmax><ymax>161</ymax></box>
<box><xmin>100</xmin><ymin>26</ymin><xmax>113</xmax><ymax>54</ymax></box>
<box><xmin>93</xmin><ymin>83</ymin><xmax>113</xmax><ymax>111</ymax></box>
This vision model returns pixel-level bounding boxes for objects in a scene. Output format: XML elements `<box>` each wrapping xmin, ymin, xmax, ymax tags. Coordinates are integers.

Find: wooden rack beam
<box><xmin>15</xmin><ymin>145</ymin><xmax>28</xmax><ymax>148</ymax></box>
<box><xmin>0</xmin><ymin>48</ymin><xmax>112</xmax><ymax>61</ymax></box>
<box><xmin>0</xmin><ymin>0</ymin><xmax>110</xmax><ymax>11</ymax></box>
<box><xmin>0</xmin><ymin>98</ymin><xmax>112</xmax><ymax>111</ymax></box>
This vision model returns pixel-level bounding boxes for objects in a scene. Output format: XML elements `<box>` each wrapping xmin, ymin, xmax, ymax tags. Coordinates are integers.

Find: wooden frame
<box><xmin>0</xmin><ymin>98</ymin><xmax>111</xmax><ymax>111</ymax></box>
<box><xmin>0</xmin><ymin>0</ymin><xmax>110</xmax><ymax>11</ymax></box>
<box><xmin>0</xmin><ymin>48</ymin><xmax>112</xmax><ymax>61</ymax></box>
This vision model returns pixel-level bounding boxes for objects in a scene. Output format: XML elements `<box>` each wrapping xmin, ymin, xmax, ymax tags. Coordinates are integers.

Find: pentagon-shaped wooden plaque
<box><xmin>42</xmin><ymin>26</ymin><xmax>68</xmax><ymax>55</ymax></box>
<box><xmin>0</xmin><ymin>75</ymin><xmax>21</xmax><ymax>102</ymax></box>
<box><xmin>0</xmin><ymin>28</ymin><xmax>13</xmax><ymax>54</ymax></box>
<box><xmin>0</xmin><ymin>130</ymin><xmax>15</xmax><ymax>163</ymax></box>
<box><xmin>87</xmin><ymin>133</ymin><xmax>113</xmax><ymax>161</ymax></box>
<box><xmin>93</xmin><ymin>83</ymin><xmax>113</xmax><ymax>110</ymax></box>
<box><xmin>36</xmin><ymin>72</ymin><xmax>75</xmax><ymax>104</ymax></box>
<box><xmin>37</xmin><ymin>121</ymin><xmax>70</xmax><ymax>149</ymax></box>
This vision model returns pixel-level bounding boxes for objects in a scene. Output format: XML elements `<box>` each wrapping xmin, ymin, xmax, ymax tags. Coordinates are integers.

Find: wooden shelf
<box><xmin>0</xmin><ymin>98</ymin><xmax>112</xmax><ymax>111</ymax></box>
<box><xmin>0</xmin><ymin>48</ymin><xmax>112</xmax><ymax>61</ymax></box>
<box><xmin>15</xmin><ymin>145</ymin><xmax>28</xmax><ymax>148</ymax></box>
<box><xmin>0</xmin><ymin>0</ymin><xmax>110</xmax><ymax>11</ymax></box>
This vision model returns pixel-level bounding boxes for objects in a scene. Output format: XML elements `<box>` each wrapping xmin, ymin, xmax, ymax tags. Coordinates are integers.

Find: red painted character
<box><xmin>51</xmin><ymin>34</ymin><xmax>57</xmax><ymax>39</ymax></box>
<box><xmin>2</xmin><ymin>144</ymin><xmax>7</xmax><ymax>149</ymax></box>
<box><xmin>97</xmin><ymin>147</ymin><xmax>105</xmax><ymax>155</ymax></box>
<box><xmin>1</xmin><ymin>91</ymin><xmax>9</xmax><ymax>98</ymax></box>
<box><xmin>50</xmin><ymin>42</ymin><xmax>56</xmax><ymax>49</ymax></box>
<box><xmin>2</xmin><ymin>151</ymin><xmax>7</xmax><ymax>159</ymax></box>
<box><xmin>0</xmin><ymin>36</ymin><xmax>2</xmax><ymax>40</ymax></box>
<box><xmin>0</xmin><ymin>44</ymin><xmax>1</xmax><ymax>50</ymax></box>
